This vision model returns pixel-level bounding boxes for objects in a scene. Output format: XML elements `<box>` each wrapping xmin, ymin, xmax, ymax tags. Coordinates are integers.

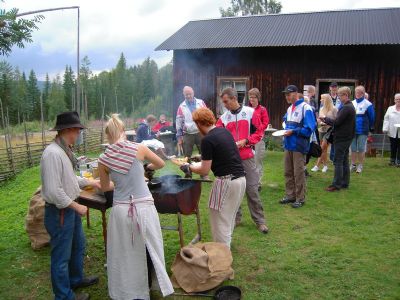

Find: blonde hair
<box><xmin>105</xmin><ymin>114</ymin><xmax>125</xmax><ymax>143</ymax></box>
<box><xmin>319</xmin><ymin>94</ymin><xmax>334</xmax><ymax>116</ymax></box>
<box><xmin>338</xmin><ymin>86</ymin><xmax>352</xmax><ymax>98</ymax></box>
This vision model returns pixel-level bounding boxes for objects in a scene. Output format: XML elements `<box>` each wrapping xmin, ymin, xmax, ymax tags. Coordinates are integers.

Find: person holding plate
<box><xmin>280</xmin><ymin>85</ymin><xmax>316</xmax><ymax>208</ymax></box>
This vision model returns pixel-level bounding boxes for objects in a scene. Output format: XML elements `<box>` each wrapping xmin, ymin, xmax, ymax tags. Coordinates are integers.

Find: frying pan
<box><xmin>173</xmin><ymin>285</ymin><xmax>241</xmax><ymax>299</ymax></box>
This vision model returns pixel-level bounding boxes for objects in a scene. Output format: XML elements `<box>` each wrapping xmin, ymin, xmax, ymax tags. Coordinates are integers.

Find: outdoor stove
<box><xmin>151</xmin><ymin>175</ymin><xmax>203</xmax><ymax>247</ymax></box>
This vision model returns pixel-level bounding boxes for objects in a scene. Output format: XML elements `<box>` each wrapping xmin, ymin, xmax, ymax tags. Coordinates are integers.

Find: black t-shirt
<box><xmin>201</xmin><ymin>127</ymin><xmax>245</xmax><ymax>177</ymax></box>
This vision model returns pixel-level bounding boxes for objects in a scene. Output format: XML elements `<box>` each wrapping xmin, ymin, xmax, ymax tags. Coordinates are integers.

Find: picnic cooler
<box><xmin>25</xmin><ymin>187</ymin><xmax>50</xmax><ymax>250</ymax></box>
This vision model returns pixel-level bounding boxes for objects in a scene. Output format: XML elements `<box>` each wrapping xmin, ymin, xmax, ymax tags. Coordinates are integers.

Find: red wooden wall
<box><xmin>172</xmin><ymin>45</ymin><xmax>400</xmax><ymax>132</ymax></box>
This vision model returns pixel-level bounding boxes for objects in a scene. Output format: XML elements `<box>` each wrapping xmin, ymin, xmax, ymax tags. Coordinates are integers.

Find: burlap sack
<box><xmin>25</xmin><ymin>187</ymin><xmax>50</xmax><ymax>250</ymax></box>
<box><xmin>171</xmin><ymin>242</ymin><xmax>234</xmax><ymax>293</ymax></box>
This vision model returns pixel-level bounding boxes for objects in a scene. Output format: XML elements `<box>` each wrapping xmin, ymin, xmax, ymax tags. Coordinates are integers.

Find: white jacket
<box><xmin>382</xmin><ymin>105</ymin><xmax>400</xmax><ymax>138</ymax></box>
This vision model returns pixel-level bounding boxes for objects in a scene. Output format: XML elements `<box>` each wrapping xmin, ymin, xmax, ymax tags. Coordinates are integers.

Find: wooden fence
<box><xmin>0</xmin><ymin>127</ymin><xmax>104</xmax><ymax>183</ymax></box>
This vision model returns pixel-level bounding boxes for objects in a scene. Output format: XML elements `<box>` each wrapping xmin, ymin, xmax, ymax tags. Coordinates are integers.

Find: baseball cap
<box><xmin>329</xmin><ymin>82</ymin><xmax>338</xmax><ymax>87</ymax></box>
<box><xmin>282</xmin><ymin>85</ymin><xmax>298</xmax><ymax>94</ymax></box>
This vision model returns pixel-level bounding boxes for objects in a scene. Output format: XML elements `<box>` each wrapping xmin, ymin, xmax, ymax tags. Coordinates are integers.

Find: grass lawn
<box><xmin>0</xmin><ymin>151</ymin><xmax>399</xmax><ymax>299</ymax></box>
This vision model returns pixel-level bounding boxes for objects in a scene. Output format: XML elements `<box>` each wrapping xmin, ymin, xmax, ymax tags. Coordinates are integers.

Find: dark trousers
<box><xmin>183</xmin><ymin>133</ymin><xmax>202</xmax><ymax>157</ymax></box>
<box><xmin>44</xmin><ymin>205</ymin><xmax>85</xmax><ymax>300</ymax></box>
<box><xmin>330</xmin><ymin>144</ymin><xmax>335</xmax><ymax>162</ymax></box>
<box><xmin>332</xmin><ymin>139</ymin><xmax>352</xmax><ymax>189</ymax></box>
<box><xmin>389</xmin><ymin>137</ymin><xmax>400</xmax><ymax>163</ymax></box>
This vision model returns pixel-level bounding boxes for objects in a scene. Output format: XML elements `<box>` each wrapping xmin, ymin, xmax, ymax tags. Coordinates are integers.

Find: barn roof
<box><xmin>155</xmin><ymin>7</ymin><xmax>400</xmax><ymax>50</ymax></box>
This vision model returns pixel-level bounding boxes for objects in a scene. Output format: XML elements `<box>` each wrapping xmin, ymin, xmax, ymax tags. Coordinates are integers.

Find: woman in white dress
<box><xmin>98</xmin><ymin>114</ymin><xmax>174</xmax><ymax>300</ymax></box>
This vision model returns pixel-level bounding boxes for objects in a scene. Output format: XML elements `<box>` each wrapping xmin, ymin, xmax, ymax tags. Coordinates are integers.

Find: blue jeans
<box><xmin>44</xmin><ymin>204</ymin><xmax>85</xmax><ymax>300</ymax></box>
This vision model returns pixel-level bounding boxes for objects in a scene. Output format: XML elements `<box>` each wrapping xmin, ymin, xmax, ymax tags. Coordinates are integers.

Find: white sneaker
<box><xmin>311</xmin><ymin>166</ymin><xmax>319</xmax><ymax>172</ymax></box>
<box><xmin>322</xmin><ymin>165</ymin><xmax>328</xmax><ymax>173</ymax></box>
<box><xmin>350</xmin><ymin>164</ymin><xmax>357</xmax><ymax>172</ymax></box>
<box><xmin>356</xmin><ymin>164</ymin><xmax>363</xmax><ymax>173</ymax></box>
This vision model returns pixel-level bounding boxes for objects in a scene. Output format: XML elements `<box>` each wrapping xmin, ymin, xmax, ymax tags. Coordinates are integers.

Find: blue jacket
<box><xmin>283</xmin><ymin>99</ymin><xmax>317</xmax><ymax>154</ymax></box>
<box><xmin>136</xmin><ymin>122</ymin><xmax>156</xmax><ymax>143</ymax></box>
<box><xmin>352</xmin><ymin>98</ymin><xmax>375</xmax><ymax>135</ymax></box>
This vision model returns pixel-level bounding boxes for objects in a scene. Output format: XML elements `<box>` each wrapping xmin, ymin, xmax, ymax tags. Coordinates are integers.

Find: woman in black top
<box><xmin>320</xmin><ymin>86</ymin><xmax>356</xmax><ymax>191</ymax></box>
<box><xmin>181</xmin><ymin>108</ymin><xmax>246</xmax><ymax>248</ymax></box>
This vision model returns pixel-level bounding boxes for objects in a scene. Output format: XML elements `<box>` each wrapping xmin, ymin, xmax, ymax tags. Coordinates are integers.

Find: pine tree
<box><xmin>47</xmin><ymin>75</ymin><xmax>66</xmax><ymax>121</ymax></box>
<box><xmin>63</xmin><ymin>65</ymin><xmax>75</xmax><ymax>110</ymax></box>
<box><xmin>43</xmin><ymin>73</ymin><xmax>51</xmax><ymax>120</ymax></box>
<box><xmin>26</xmin><ymin>70</ymin><xmax>40</xmax><ymax>121</ymax></box>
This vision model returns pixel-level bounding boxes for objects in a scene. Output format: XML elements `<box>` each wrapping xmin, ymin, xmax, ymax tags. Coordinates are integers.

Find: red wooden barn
<box><xmin>156</xmin><ymin>7</ymin><xmax>400</xmax><ymax>131</ymax></box>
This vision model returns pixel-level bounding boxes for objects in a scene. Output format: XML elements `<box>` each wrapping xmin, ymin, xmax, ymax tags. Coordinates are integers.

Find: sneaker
<box><xmin>350</xmin><ymin>164</ymin><xmax>357</xmax><ymax>172</ymax></box>
<box><xmin>257</xmin><ymin>224</ymin><xmax>269</xmax><ymax>234</ymax></box>
<box><xmin>356</xmin><ymin>164</ymin><xmax>363</xmax><ymax>173</ymax></box>
<box><xmin>311</xmin><ymin>166</ymin><xmax>319</xmax><ymax>172</ymax></box>
<box><xmin>279</xmin><ymin>196</ymin><xmax>296</xmax><ymax>204</ymax></box>
<box><xmin>322</xmin><ymin>165</ymin><xmax>328</xmax><ymax>173</ymax></box>
<box><xmin>291</xmin><ymin>200</ymin><xmax>305</xmax><ymax>208</ymax></box>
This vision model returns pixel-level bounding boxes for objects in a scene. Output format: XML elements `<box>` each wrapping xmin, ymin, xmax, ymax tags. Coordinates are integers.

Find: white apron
<box><xmin>107</xmin><ymin>197</ymin><xmax>174</xmax><ymax>300</ymax></box>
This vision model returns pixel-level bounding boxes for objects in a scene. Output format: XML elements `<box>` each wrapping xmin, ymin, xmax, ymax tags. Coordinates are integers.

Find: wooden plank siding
<box><xmin>172</xmin><ymin>45</ymin><xmax>400</xmax><ymax>132</ymax></box>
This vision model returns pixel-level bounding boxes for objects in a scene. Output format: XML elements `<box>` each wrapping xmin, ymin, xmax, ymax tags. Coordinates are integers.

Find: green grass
<box><xmin>0</xmin><ymin>152</ymin><xmax>399</xmax><ymax>299</ymax></box>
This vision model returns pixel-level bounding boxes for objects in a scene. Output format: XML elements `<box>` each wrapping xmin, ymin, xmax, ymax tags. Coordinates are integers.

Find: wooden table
<box><xmin>78</xmin><ymin>190</ymin><xmax>109</xmax><ymax>254</ymax></box>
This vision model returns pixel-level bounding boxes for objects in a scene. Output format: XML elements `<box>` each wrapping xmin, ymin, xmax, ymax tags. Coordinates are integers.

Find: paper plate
<box><xmin>272</xmin><ymin>130</ymin><xmax>287</xmax><ymax>137</ymax></box>
<box><xmin>394</xmin><ymin>124</ymin><xmax>400</xmax><ymax>128</ymax></box>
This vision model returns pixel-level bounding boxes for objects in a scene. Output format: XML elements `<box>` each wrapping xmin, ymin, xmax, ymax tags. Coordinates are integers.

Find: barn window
<box><xmin>216</xmin><ymin>76</ymin><xmax>249</xmax><ymax>116</ymax></box>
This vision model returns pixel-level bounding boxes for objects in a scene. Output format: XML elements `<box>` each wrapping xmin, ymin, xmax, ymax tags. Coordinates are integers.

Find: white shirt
<box><xmin>383</xmin><ymin>105</ymin><xmax>400</xmax><ymax>138</ymax></box>
<box><xmin>40</xmin><ymin>142</ymin><xmax>88</xmax><ymax>209</ymax></box>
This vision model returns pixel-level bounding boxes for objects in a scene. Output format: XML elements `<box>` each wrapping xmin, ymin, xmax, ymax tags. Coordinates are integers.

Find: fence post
<box><xmin>40</xmin><ymin>94</ymin><xmax>46</xmax><ymax>151</ymax></box>
<box><xmin>23</xmin><ymin>117</ymin><xmax>33</xmax><ymax>167</ymax></box>
<box><xmin>5</xmin><ymin>113</ymin><xmax>16</xmax><ymax>176</ymax></box>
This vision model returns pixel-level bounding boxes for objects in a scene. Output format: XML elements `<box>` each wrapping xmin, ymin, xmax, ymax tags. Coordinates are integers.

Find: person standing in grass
<box><xmin>280</xmin><ymin>85</ymin><xmax>316</xmax><ymax>208</ymax></box>
<box><xmin>98</xmin><ymin>114</ymin><xmax>174</xmax><ymax>300</ymax></box>
<box><xmin>311</xmin><ymin>94</ymin><xmax>338</xmax><ymax>173</ymax></box>
<box><xmin>350</xmin><ymin>85</ymin><xmax>375</xmax><ymax>173</ymax></box>
<box><xmin>176</xmin><ymin>86</ymin><xmax>207</xmax><ymax>157</ymax></box>
<box><xmin>217</xmin><ymin>87</ymin><xmax>269</xmax><ymax>234</ymax></box>
<box><xmin>382</xmin><ymin>93</ymin><xmax>400</xmax><ymax>166</ymax></box>
<box><xmin>41</xmin><ymin>111</ymin><xmax>100</xmax><ymax>300</ymax></box>
<box><xmin>320</xmin><ymin>87</ymin><xmax>356</xmax><ymax>192</ymax></box>
<box><xmin>248</xmin><ymin>88</ymin><xmax>270</xmax><ymax>191</ymax></box>
<box><xmin>328</xmin><ymin>82</ymin><xmax>342</xmax><ymax>162</ymax></box>
<box><xmin>181</xmin><ymin>107</ymin><xmax>246</xmax><ymax>248</ymax></box>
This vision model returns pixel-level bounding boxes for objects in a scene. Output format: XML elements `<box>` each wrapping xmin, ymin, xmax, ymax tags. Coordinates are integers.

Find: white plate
<box><xmin>394</xmin><ymin>124</ymin><xmax>400</xmax><ymax>128</ymax></box>
<box><xmin>272</xmin><ymin>130</ymin><xmax>287</xmax><ymax>137</ymax></box>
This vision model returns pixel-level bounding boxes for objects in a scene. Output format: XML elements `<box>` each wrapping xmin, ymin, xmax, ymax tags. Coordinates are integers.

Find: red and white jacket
<box><xmin>216</xmin><ymin>105</ymin><xmax>264</xmax><ymax>160</ymax></box>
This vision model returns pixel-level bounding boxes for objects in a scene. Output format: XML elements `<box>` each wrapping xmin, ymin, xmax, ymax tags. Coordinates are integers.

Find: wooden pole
<box><xmin>5</xmin><ymin>110</ymin><xmax>15</xmax><ymax>175</ymax></box>
<box><xmin>23</xmin><ymin>115</ymin><xmax>33</xmax><ymax>167</ymax></box>
<box><xmin>40</xmin><ymin>94</ymin><xmax>46</xmax><ymax>150</ymax></box>
<box><xmin>100</xmin><ymin>94</ymin><xmax>105</xmax><ymax>144</ymax></box>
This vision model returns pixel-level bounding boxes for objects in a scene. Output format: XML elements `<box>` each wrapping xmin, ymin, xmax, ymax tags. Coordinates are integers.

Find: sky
<box><xmin>3</xmin><ymin>0</ymin><xmax>400</xmax><ymax>80</ymax></box>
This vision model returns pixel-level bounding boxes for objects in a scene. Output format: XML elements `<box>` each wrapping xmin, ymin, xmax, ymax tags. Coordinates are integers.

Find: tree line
<box><xmin>0</xmin><ymin>53</ymin><xmax>173</xmax><ymax>127</ymax></box>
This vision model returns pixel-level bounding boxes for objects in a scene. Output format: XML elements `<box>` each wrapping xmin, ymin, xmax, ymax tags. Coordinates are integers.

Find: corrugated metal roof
<box><xmin>155</xmin><ymin>7</ymin><xmax>400</xmax><ymax>50</ymax></box>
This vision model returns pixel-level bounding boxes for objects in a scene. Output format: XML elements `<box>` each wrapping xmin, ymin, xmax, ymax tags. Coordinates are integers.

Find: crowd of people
<box><xmin>39</xmin><ymin>82</ymin><xmax>399</xmax><ymax>299</ymax></box>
